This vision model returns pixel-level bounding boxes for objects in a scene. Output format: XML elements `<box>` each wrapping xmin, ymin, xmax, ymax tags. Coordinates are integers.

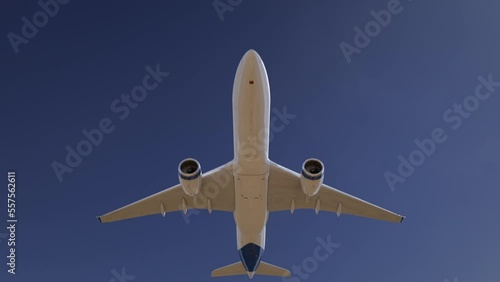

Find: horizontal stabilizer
<box><xmin>256</xmin><ymin>261</ymin><xmax>291</xmax><ymax>277</ymax></box>
<box><xmin>211</xmin><ymin>261</ymin><xmax>290</xmax><ymax>278</ymax></box>
<box><xmin>211</xmin><ymin>262</ymin><xmax>246</xmax><ymax>277</ymax></box>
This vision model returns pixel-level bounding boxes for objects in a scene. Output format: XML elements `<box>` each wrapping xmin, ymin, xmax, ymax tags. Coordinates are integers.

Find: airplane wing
<box><xmin>267</xmin><ymin>161</ymin><xmax>404</xmax><ymax>223</ymax></box>
<box><xmin>98</xmin><ymin>162</ymin><xmax>235</xmax><ymax>223</ymax></box>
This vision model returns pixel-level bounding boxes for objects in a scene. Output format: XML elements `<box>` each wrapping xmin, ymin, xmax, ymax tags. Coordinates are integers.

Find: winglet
<box><xmin>97</xmin><ymin>216</ymin><xmax>103</xmax><ymax>223</ymax></box>
<box><xmin>400</xmin><ymin>216</ymin><xmax>406</xmax><ymax>223</ymax></box>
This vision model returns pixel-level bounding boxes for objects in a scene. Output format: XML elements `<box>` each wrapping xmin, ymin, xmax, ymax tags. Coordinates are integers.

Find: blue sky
<box><xmin>1</xmin><ymin>0</ymin><xmax>500</xmax><ymax>281</ymax></box>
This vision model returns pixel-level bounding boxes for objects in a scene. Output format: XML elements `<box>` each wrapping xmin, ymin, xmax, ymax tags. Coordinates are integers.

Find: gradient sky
<box><xmin>1</xmin><ymin>1</ymin><xmax>500</xmax><ymax>281</ymax></box>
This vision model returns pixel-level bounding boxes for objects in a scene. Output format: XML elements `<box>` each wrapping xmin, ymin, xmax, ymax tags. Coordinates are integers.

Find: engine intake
<box><xmin>178</xmin><ymin>158</ymin><xmax>202</xmax><ymax>196</ymax></box>
<box><xmin>300</xmin><ymin>158</ymin><xmax>324</xmax><ymax>196</ymax></box>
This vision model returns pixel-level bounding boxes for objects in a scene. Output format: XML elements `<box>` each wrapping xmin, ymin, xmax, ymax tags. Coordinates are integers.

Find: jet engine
<box><xmin>300</xmin><ymin>158</ymin><xmax>324</xmax><ymax>196</ymax></box>
<box><xmin>178</xmin><ymin>158</ymin><xmax>202</xmax><ymax>196</ymax></box>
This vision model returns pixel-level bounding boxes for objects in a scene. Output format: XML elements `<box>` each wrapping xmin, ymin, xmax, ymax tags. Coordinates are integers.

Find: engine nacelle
<box><xmin>300</xmin><ymin>158</ymin><xmax>324</xmax><ymax>196</ymax></box>
<box><xmin>178</xmin><ymin>158</ymin><xmax>202</xmax><ymax>196</ymax></box>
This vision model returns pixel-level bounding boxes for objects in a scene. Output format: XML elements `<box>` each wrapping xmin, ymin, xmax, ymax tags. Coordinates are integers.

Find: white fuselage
<box><xmin>232</xmin><ymin>50</ymin><xmax>271</xmax><ymax>253</ymax></box>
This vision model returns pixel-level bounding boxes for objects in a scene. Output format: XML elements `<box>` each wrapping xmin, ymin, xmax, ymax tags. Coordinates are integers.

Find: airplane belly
<box><xmin>233</xmin><ymin>173</ymin><xmax>269</xmax><ymax>249</ymax></box>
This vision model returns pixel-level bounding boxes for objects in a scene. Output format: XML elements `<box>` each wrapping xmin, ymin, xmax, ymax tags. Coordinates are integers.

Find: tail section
<box><xmin>256</xmin><ymin>261</ymin><xmax>291</xmax><ymax>277</ymax></box>
<box><xmin>211</xmin><ymin>261</ymin><xmax>290</xmax><ymax>278</ymax></box>
<box><xmin>211</xmin><ymin>262</ymin><xmax>246</xmax><ymax>277</ymax></box>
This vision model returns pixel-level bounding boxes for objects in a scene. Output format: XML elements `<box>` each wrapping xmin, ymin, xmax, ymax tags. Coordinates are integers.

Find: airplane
<box><xmin>98</xmin><ymin>49</ymin><xmax>405</xmax><ymax>279</ymax></box>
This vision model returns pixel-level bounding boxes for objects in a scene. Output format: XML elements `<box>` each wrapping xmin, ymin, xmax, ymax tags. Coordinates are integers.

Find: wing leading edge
<box><xmin>267</xmin><ymin>161</ymin><xmax>405</xmax><ymax>223</ymax></box>
<box><xmin>98</xmin><ymin>162</ymin><xmax>235</xmax><ymax>223</ymax></box>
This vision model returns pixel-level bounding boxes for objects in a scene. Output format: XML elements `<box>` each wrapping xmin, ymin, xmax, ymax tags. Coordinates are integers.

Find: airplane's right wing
<box><xmin>98</xmin><ymin>162</ymin><xmax>235</xmax><ymax>223</ymax></box>
<box><xmin>267</xmin><ymin>161</ymin><xmax>404</xmax><ymax>223</ymax></box>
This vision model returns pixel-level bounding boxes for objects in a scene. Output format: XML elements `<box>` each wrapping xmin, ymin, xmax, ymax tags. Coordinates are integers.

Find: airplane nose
<box><xmin>233</xmin><ymin>49</ymin><xmax>268</xmax><ymax>92</ymax></box>
<box><xmin>247</xmin><ymin>272</ymin><xmax>255</xmax><ymax>279</ymax></box>
<box><xmin>242</xmin><ymin>49</ymin><xmax>261</xmax><ymax>65</ymax></box>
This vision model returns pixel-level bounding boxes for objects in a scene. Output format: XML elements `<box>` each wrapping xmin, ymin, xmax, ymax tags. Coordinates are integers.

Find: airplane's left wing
<box><xmin>267</xmin><ymin>161</ymin><xmax>404</xmax><ymax>223</ymax></box>
<box><xmin>98</xmin><ymin>162</ymin><xmax>235</xmax><ymax>223</ymax></box>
